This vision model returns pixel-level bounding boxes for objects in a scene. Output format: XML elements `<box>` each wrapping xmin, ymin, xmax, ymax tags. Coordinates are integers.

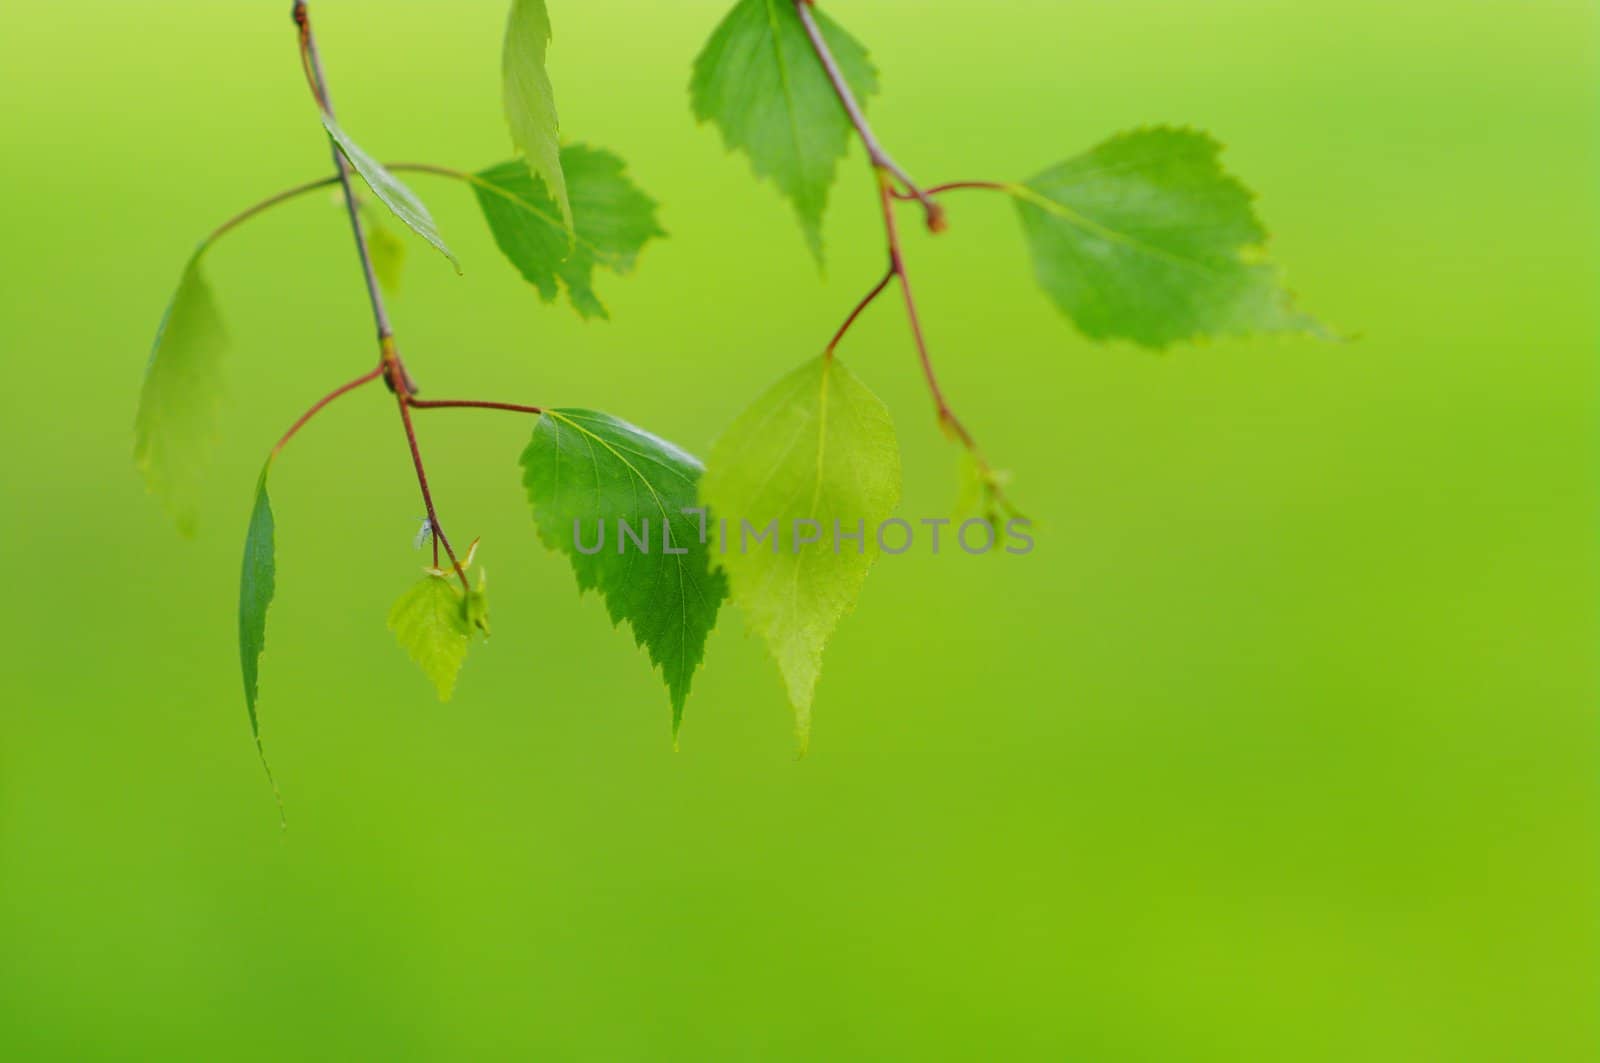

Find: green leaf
<box><xmin>700</xmin><ymin>357</ymin><xmax>901</xmax><ymax>748</ymax></box>
<box><xmin>360</xmin><ymin>200</ymin><xmax>407</xmax><ymax>296</ymax></box>
<box><xmin>520</xmin><ymin>409</ymin><xmax>726</xmax><ymax>735</ymax></box>
<box><xmin>388</xmin><ymin>572</ymin><xmax>483</xmax><ymax>701</ymax></box>
<box><xmin>321</xmin><ymin>113</ymin><xmax>459</xmax><ymax>271</ymax></box>
<box><xmin>1011</xmin><ymin>127</ymin><xmax>1326</xmax><ymax>348</ymax></box>
<box><xmin>133</xmin><ymin>251</ymin><xmax>227</xmax><ymax>536</ymax></box>
<box><xmin>238</xmin><ymin>464</ymin><xmax>276</xmax><ymax>757</ymax></box>
<box><xmin>502</xmin><ymin>0</ymin><xmax>570</xmax><ymax>231</ymax></box>
<box><xmin>690</xmin><ymin>0</ymin><xmax>878</xmax><ymax>263</ymax></box>
<box><xmin>473</xmin><ymin>145</ymin><xmax>664</xmax><ymax>320</ymax></box>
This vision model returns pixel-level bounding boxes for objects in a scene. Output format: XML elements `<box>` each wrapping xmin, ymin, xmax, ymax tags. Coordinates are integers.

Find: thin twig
<box><xmin>270</xmin><ymin>366</ymin><xmax>385</xmax><ymax>460</ymax></box>
<box><xmin>824</xmin><ymin>266</ymin><xmax>894</xmax><ymax>359</ymax></box>
<box><xmin>792</xmin><ymin>0</ymin><xmax>943</xmax><ymax>231</ymax></box>
<box><xmin>396</xmin><ymin>395</ymin><xmax>468</xmax><ymax>589</ymax></box>
<box><xmin>408</xmin><ymin>399</ymin><xmax>545</xmax><ymax>416</ymax></box>
<box><xmin>292</xmin><ymin>2</ymin><xmax>468</xmax><ymax>589</ymax></box>
<box><xmin>891</xmin><ymin>180</ymin><xmax>1012</xmax><ymax>199</ymax></box>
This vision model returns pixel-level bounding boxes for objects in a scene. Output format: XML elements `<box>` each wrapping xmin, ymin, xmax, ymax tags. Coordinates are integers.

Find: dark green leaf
<box><xmin>473</xmin><ymin>145</ymin><xmax>663</xmax><ymax>320</ymax></box>
<box><xmin>520</xmin><ymin>409</ymin><xmax>726</xmax><ymax>735</ymax></box>
<box><xmin>691</xmin><ymin>0</ymin><xmax>878</xmax><ymax>263</ymax></box>
<box><xmin>1012</xmin><ymin>127</ymin><xmax>1327</xmax><ymax>348</ymax></box>
<box><xmin>322</xmin><ymin>113</ymin><xmax>460</xmax><ymax>271</ymax></box>
<box><xmin>134</xmin><ymin>251</ymin><xmax>227</xmax><ymax>536</ymax></box>
<box><xmin>238</xmin><ymin>465</ymin><xmax>276</xmax><ymax>751</ymax></box>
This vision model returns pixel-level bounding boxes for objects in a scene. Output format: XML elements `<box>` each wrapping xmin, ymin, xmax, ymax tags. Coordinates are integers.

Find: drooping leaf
<box><xmin>502</xmin><ymin>0</ymin><xmax>570</xmax><ymax>230</ymax></box>
<box><xmin>520</xmin><ymin>409</ymin><xmax>726</xmax><ymax>734</ymax></box>
<box><xmin>238</xmin><ymin>464</ymin><xmax>276</xmax><ymax>759</ymax></box>
<box><xmin>360</xmin><ymin>200</ymin><xmax>407</xmax><ymax>295</ymax></box>
<box><xmin>690</xmin><ymin>0</ymin><xmax>879</xmax><ymax>263</ymax></box>
<box><xmin>473</xmin><ymin>145</ymin><xmax>664</xmax><ymax>319</ymax></box>
<box><xmin>1011</xmin><ymin>127</ymin><xmax>1326</xmax><ymax>348</ymax></box>
<box><xmin>700</xmin><ymin>357</ymin><xmax>901</xmax><ymax>748</ymax></box>
<box><xmin>134</xmin><ymin>251</ymin><xmax>227</xmax><ymax>536</ymax></box>
<box><xmin>388</xmin><ymin>572</ymin><xmax>481</xmax><ymax>701</ymax></box>
<box><xmin>321</xmin><ymin>113</ymin><xmax>459</xmax><ymax>271</ymax></box>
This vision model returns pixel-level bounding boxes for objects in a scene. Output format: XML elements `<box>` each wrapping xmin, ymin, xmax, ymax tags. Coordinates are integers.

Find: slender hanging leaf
<box><xmin>388</xmin><ymin>572</ymin><xmax>483</xmax><ymax>701</ymax></box>
<box><xmin>134</xmin><ymin>251</ymin><xmax>227</xmax><ymax>536</ymax></box>
<box><xmin>360</xmin><ymin>200</ymin><xmax>407</xmax><ymax>295</ymax></box>
<box><xmin>238</xmin><ymin>465</ymin><xmax>276</xmax><ymax>754</ymax></box>
<box><xmin>502</xmin><ymin>0</ymin><xmax>570</xmax><ymax>230</ymax></box>
<box><xmin>700</xmin><ymin>357</ymin><xmax>901</xmax><ymax>748</ymax></box>
<box><xmin>473</xmin><ymin>145</ymin><xmax>663</xmax><ymax>319</ymax></box>
<box><xmin>1011</xmin><ymin>127</ymin><xmax>1327</xmax><ymax>348</ymax></box>
<box><xmin>321</xmin><ymin>113</ymin><xmax>459</xmax><ymax>271</ymax></box>
<box><xmin>520</xmin><ymin>409</ymin><xmax>726</xmax><ymax>735</ymax></box>
<box><xmin>690</xmin><ymin>0</ymin><xmax>879</xmax><ymax>263</ymax></box>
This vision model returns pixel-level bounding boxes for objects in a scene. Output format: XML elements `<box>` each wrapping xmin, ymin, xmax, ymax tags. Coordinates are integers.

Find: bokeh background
<box><xmin>1</xmin><ymin>1</ymin><xmax>1595</xmax><ymax>1058</ymax></box>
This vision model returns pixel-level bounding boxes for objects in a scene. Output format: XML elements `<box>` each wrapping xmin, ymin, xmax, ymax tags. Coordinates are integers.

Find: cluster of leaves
<box><xmin>136</xmin><ymin>0</ymin><xmax>1328</xmax><ymax>776</ymax></box>
<box><xmin>687</xmin><ymin>0</ymin><xmax>1328</xmax><ymax>745</ymax></box>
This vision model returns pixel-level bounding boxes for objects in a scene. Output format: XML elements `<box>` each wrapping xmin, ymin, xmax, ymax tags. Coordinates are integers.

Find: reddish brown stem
<box><xmin>407</xmin><ymin>399</ymin><xmax>545</xmax><ymax>416</ymax></box>
<box><xmin>395</xmin><ymin>395</ymin><xmax>468</xmax><ymax>590</ymax></box>
<box><xmin>824</xmin><ymin>267</ymin><xmax>894</xmax><ymax>359</ymax></box>
<box><xmin>892</xmin><ymin>180</ymin><xmax>1010</xmax><ymax>199</ymax></box>
<box><xmin>270</xmin><ymin>366</ymin><xmax>385</xmax><ymax>460</ymax></box>
<box><xmin>874</xmin><ymin>173</ymin><xmax>996</xmax><ymax>478</ymax></box>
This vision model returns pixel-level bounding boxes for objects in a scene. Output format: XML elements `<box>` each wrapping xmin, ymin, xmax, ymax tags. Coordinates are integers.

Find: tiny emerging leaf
<box><xmin>473</xmin><ymin>145</ymin><xmax>663</xmax><ymax>320</ymax></box>
<box><xmin>502</xmin><ymin>0</ymin><xmax>570</xmax><ymax>230</ymax></box>
<box><xmin>691</xmin><ymin>0</ymin><xmax>878</xmax><ymax>263</ymax></box>
<box><xmin>322</xmin><ymin>113</ymin><xmax>459</xmax><ymax>271</ymax></box>
<box><xmin>1011</xmin><ymin>127</ymin><xmax>1327</xmax><ymax>348</ymax></box>
<box><xmin>520</xmin><ymin>409</ymin><xmax>726</xmax><ymax>736</ymax></box>
<box><xmin>700</xmin><ymin>357</ymin><xmax>901</xmax><ymax>749</ymax></box>
<box><xmin>134</xmin><ymin>251</ymin><xmax>227</xmax><ymax>536</ymax></box>
<box><xmin>388</xmin><ymin>570</ymin><xmax>486</xmax><ymax>702</ymax></box>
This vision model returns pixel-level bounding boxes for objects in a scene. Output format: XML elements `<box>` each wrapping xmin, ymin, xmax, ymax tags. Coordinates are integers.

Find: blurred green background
<box><xmin>1</xmin><ymin>0</ymin><xmax>1595</xmax><ymax>1058</ymax></box>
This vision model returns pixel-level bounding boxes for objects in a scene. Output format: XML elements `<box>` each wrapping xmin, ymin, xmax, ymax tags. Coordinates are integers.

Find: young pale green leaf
<box><xmin>700</xmin><ymin>357</ymin><xmax>901</xmax><ymax>748</ymax></box>
<box><xmin>321</xmin><ymin>113</ymin><xmax>459</xmax><ymax>271</ymax></box>
<box><xmin>473</xmin><ymin>145</ymin><xmax>663</xmax><ymax>320</ymax></box>
<box><xmin>690</xmin><ymin>0</ymin><xmax>878</xmax><ymax>263</ymax></box>
<box><xmin>134</xmin><ymin>251</ymin><xmax>227</xmax><ymax>536</ymax></box>
<box><xmin>1011</xmin><ymin>127</ymin><xmax>1326</xmax><ymax>348</ymax></box>
<box><xmin>360</xmin><ymin>200</ymin><xmax>407</xmax><ymax>295</ymax></box>
<box><xmin>238</xmin><ymin>465</ymin><xmax>276</xmax><ymax>756</ymax></box>
<box><xmin>388</xmin><ymin>572</ymin><xmax>483</xmax><ymax>701</ymax></box>
<box><xmin>520</xmin><ymin>409</ymin><xmax>726</xmax><ymax>735</ymax></box>
<box><xmin>502</xmin><ymin>0</ymin><xmax>570</xmax><ymax>231</ymax></box>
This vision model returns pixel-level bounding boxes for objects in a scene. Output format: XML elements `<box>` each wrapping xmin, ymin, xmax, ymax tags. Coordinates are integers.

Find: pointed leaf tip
<box><xmin>503</xmin><ymin>0</ymin><xmax>571</xmax><ymax>231</ymax></box>
<box><xmin>700</xmin><ymin>357</ymin><xmax>901</xmax><ymax>744</ymax></box>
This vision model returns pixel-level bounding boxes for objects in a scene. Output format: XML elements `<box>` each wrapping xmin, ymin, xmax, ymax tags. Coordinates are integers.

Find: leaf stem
<box><xmin>792</xmin><ymin>0</ymin><xmax>943</xmax><ymax>231</ymax></box>
<box><xmin>824</xmin><ymin>266</ymin><xmax>893</xmax><ymax>359</ymax></box>
<box><xmin>892</xmin><ymin>180</ymin><xmax>1013</xmax><ymax>199</ymax></box>
<box><xmin>408</xmin><ymin>399</ymin><xmax>546</xmax><ymax>416</ymax></box>
<box><xmin>209</xmin><ymin>175</ymin><xmax>342</xmax><ymax>245</ymax></box>
<box><xmin>270</xmin><ymin>365</ymin><xmax>386</xmax><ymax>460</ymax></box>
